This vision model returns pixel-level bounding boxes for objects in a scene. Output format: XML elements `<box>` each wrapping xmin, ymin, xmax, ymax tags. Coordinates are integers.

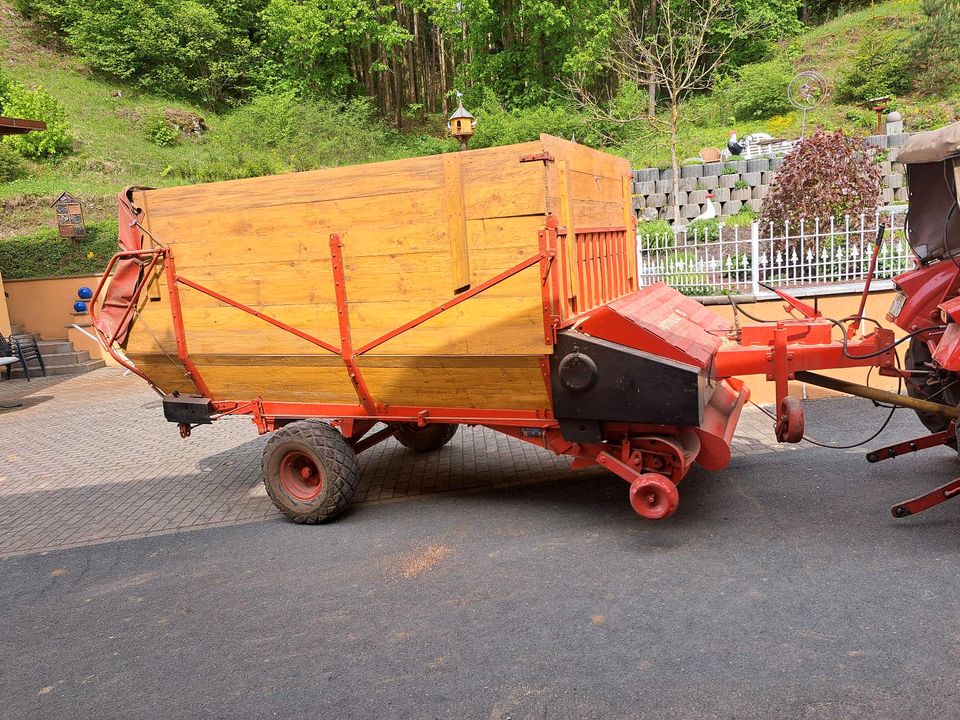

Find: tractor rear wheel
<box><xmin>905</xmin><ymin>338</ymin><xmax>960</xmax><ymax>434</ymax></box>
<box><xmin>262</xmin><ymin>420</ymin><xmax>360</xmax><ymax>523</ymax></box>
<box><xmin>394</xmin><ymin>423</ymin><xmax>459</xmax><ymax>452</ymax></box>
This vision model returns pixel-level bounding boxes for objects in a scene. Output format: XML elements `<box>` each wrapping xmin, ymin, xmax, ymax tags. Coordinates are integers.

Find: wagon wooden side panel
<box><xmin>114</xmin><ymin>136</ymin><xmax>626</xmax><ymax>412</ymax></box>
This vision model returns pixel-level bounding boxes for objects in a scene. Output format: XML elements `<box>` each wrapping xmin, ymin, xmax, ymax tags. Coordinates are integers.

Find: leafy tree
<box><xmin>571</xmin><ymin>0</ymin><xmax>764</xmax><ymax>222</ymax></box>
<box><xmin>760</xmin><ymin>128</ymin><xmax>882</xmax><ymax>231</ymax></box>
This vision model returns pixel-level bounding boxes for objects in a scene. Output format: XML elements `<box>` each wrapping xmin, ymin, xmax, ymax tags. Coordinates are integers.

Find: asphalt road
<box><xmin>3</xmin><ymin>398</ymin><xmax>960</xmax><ymax>719</ymax></box>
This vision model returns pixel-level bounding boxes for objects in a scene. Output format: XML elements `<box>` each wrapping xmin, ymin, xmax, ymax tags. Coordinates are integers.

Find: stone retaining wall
<box><xmin>632</xmin><ymin>133</ymin><xmax>914</xmax><ymax>221</ymax></box>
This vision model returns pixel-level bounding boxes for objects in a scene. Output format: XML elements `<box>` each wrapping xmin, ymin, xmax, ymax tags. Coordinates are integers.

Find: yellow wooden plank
<box><xmin>133</xmin><ymin>154</ymin><xmax>445</xmax><ymax>218</ymax></box>
<box><xmin>556</xmin><ymin>159</ymin><xmax>579</xmax><ymax>303</ymax></box>
<box><xmin>195</xmin><ymin>364</ymin><xmax>360</xmax><ymax>403</ymax></box>
<box><xmin>622</xmin><ymin>174</ymin><xmax>638</xmax><ymax>289</ymax></box>
<box><xmin>125</xmin><ymin>354</ymin><xmax>198</xmax><ymax>395</ymax></box>
<box><xmin>443</xmin><ymin>153</ymin><xmax>471</xmax><ymax>293</ymax></box>
<box><xmin>540</xmin><ymin>134</ymin><xmax>630</xmax><ymax>179</ymax></box>
<box><xmin>361</xmin><ymin>364</ymin><xmax>549</xmax><ymax>410</ymax></box>
<box><xmin>568</xmin><ymin>170</ymin><xmax>625</xmax><ymax>204</ymax></box>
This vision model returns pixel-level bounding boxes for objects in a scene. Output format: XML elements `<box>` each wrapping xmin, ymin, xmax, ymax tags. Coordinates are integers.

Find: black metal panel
<box><xmin>550</xmin><ymin>331</ymin><xmax>705</xmax><ymax>433</ymax></box>
<box><xmin>162</xmin><ymin>395</ymin><xmax>213</xmax><ymax>425</ymax></box>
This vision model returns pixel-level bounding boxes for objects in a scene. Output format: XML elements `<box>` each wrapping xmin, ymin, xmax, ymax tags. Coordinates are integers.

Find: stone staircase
<box><xmin>7</xmin><ymin>322</ymin><xmax>106</xmax><ymax>378</ymax></box>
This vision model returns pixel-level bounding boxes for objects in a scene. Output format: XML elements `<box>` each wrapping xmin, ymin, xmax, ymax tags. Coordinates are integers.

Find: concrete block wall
<box><xmin>631</xmin><ymin>133</ymin><xmax>914</xmax><ymax>221</ymax></box>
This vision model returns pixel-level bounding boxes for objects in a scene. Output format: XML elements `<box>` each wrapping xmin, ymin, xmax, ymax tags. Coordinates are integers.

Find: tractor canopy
<box><xmin>900</xmin><ymin>121</ymin><xmax>960</xmax><ymax>264</ymax></box>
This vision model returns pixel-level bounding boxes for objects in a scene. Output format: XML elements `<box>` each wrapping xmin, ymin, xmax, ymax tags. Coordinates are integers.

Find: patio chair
<box><xmin>11</xmin><ymin>335</ymin><xmax>46</xmax><ymax>381</ymax></box>
<box><xmin>0</xmin><ymin>335</ymin><xmax>26</xmax><ymax>381</ymax></box>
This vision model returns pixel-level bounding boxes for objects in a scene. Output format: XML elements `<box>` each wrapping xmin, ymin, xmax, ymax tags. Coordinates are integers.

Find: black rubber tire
<box><xmin>262</xmin><ymin>420</ymin><xmax>361</xmax><ymax>524</ymax></box>
<box><xmin>394</xmin><ymin>423</ymin><xmax>459</xmax><ymax>452</ymax></box>
<box><xmin>905</xmin><ymin>338</ymin><xmax>960</xmax><ymax>434</ymax></box>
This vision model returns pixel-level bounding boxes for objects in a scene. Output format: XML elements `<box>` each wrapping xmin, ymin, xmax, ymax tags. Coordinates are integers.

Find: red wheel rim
<box><xmin>629</xmin><ymin>474</ymin><xmax>680</xmax><ymax>520</ymax></box>
<box><xmin>278</xmin><ymin>450</ymin><xmax>325</xmax><ymax>502</ymax></box>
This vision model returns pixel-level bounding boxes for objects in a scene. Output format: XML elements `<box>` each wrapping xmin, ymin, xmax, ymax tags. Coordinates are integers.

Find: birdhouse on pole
<box><xmin>447</xmin><ymin>92</ymin><xmax>477</xmax><ymax>151</ymax></box>
<box><xmin>52</xmin><ymin>191</ymin><xmax>86</xmax><ymax>239</ymax></box>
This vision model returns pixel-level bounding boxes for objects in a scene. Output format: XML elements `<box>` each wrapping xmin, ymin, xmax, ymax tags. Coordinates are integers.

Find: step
<box><xmin>17</xmin><ymin>350</ymin><xmax>92</xmax><ymax>368</ymax></box>
<box><xmin>9</xmin><ymin>322</ymin><xmax>26</xmax><ymax>336</ymax></box>
<box><xmin>37</xmin><ymin>340</ymin><xmax>74</xmax><ymax>355</ymax></box>
<box><xmin>5</xmin><ymin>358</ymin><xmax>105</xmax><ymax>379</ymax></box>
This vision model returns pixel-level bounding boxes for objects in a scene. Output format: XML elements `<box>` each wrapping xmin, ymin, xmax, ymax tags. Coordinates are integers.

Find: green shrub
<box><xmin>0</xmin><ymin>144</ymin><xmax>29</xmax><ymax>182</ymax></box>
<box><xmin>470</xmin><ymin>90</ymin><xmax>593</xmax><ymax>149</ymax></box>
<box><xmin>730</xmin><ymin>60</ymin><xmax>794</xmax><ymax>121</ymax></box>
<box><xmin>16</xmin><ymin>0</ymin><xmax>261</xmax><ymax>106</ymax></box>
<box><xmin>0</xmin><ymin>68</ymin><xmax>12</xmax><ymax>113</ymax></box>
<box><xmin>900</xmin><ymin>101</ymin><xmax>953</xmax><ymax>130</ymax></box>
<box><xmin>637</xmin><ymin>220</ymin><xmax>674</xmax><ymax>249</ymax></box>
<box><xmin>145</xmin><ymin>114</ymin><xmax>179</xmax><ymax>146</ymax></box>
<box><xmin>0</xmin><ymin>221</ymin><xmax>119</xmax><ymax>279</ymax></box>
<box><xmin>911</xmin><ymin>0</ymin><xmax>960</xmax><ymax>96</ymax></box>
<box><xmin>1</xmin><ymin>83</ymin><xmax>73</xmax><ymax>158</ymax></box>
<box><xmin>175</xmin><ymin>92</ymin><xmax>412</xmax><ymax>182</ymax></box>
<box><xmin>836</xmin><ymin>33</ymin><xmax>913</xmax><ymax>103</ymax></box>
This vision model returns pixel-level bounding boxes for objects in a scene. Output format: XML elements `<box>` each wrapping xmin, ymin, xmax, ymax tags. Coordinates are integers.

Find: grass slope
<box><xmin>0</xmin><ymin>0</ymin><xmax>955</xmax><ymax>278</ymax></box>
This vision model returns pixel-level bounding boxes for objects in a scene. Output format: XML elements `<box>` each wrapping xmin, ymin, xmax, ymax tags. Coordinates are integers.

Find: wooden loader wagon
<box><xmin>92</xmin><ymin>134</ymin><xmax>907</xmax><ymax>523</ymax></box>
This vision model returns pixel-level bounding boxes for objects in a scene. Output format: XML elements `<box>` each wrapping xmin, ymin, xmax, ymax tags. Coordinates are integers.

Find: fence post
<box><xmin>750</xmin><ymin>221</ymin><xmax>761</xmax><ymax>296</ymax></box>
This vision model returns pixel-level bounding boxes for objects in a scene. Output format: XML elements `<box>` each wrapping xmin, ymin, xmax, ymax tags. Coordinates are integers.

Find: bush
<box><xmin>145</xmin><ymin>114</ymin><xmax>179</xmax><ymax>146</ymax></box>
<box><xmin>469</xmin><ymin>90</ymin><xmax>593</xmax><ymax>149</ymax></box>
<box><xmin>1</xmin><ymin>83</ymin><xmax>73</xmax><ymax>158</ymax></box>
<box><xmin>730</xmin><ymin>60</ymin><xmax>794</xmax><ymax>121</ymax></box>
<box><xmin>836</xmin><ymin>33</ymin><xmax>912</xmax><ymax>103</ymax></box>
<box><xmin>16</xmin><ymin>0</ymin><xmax>261</xmax><ymax>106</ymax></box>
<box><xmin>0</xmin><ymin>144</ymin><xmax>29</xmax><ymax>182</ymax></box>
<box><xmin>0</xmin><ymin>68</ymin><xmax>13</xmax><ymax>112</ymax></box>
<box><xmin>760</xmin><ymin>128</ymin><xmax>882</xmax><ymax>231</ymax></box>
<box><xmin>900</xmin><ymin>101</ymin><xmax>954</xmax><ymax>131</ymax></box>
<box><xmin>172</xmin><ymin>92</ymin><xmax>411</xmax><ymax>182</ymax></box>
<box><xmin>0</xmin><ymin>221</ymin><xmax>119</xmax><ymax>279</ymax></box>
<box><xmin>911</xmin><ymin>0</ymin><xmax>960</xmax><ymax>97</ymax></box>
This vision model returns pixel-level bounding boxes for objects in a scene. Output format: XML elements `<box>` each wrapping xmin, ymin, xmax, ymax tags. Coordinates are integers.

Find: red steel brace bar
<box><xmin>210</xmin><ymin>399</ymin><xmax>556</xmax><ymax>427</ymax></box>
<box><xmin>866</xmin><ymin>428</ymin><xmax>954</xmax><ymax>463</ymax></box>
<box><xmin>892</xmin><ymin>477</ymin><xmax>960</xmax><ymax>518</ymax></box>
<box><xmin>175</xmin><ymin>275</ymin><xmax>340</xmax><ymax>355</ymax></box>
<box><xmin>329</xmin><ymin>234</ymin><xmax>378</xmax><ymax>415</ymax></box>
<box><xmin>355</xmin><ymin>249</ymin><xmax>547</xmax><ymax>356</ymax></box>
<box><xmin>164</xmin><ymin>252</ymin><xmax>213</xmax><ymax>398</ymax></box>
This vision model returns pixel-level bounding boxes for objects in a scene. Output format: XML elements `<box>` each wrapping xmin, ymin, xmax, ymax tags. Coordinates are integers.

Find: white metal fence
<box><xmin>636</xmin><ymin>209</ymin><xmax>914</xmax><ymax>297</ymax></box>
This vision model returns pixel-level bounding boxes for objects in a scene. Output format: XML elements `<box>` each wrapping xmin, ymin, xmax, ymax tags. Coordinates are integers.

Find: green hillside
<box><xmin>0</xmin><ymin>0</ymin><xmax>957</xmax><ymax>274</ymax></box>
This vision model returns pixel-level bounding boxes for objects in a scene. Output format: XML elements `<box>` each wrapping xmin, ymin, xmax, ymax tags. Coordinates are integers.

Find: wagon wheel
<box><xmin>262</xmin><ymin>420</ymin><xmax>361</xmax><ymax>523</ymax></box>
<box><xmin>394</xmin><ymin>423</ymin><xmax>459</xmax><ymax>452</ymax></box>
<box><xmin>628</xmin><ymin>473</ymin><xmax>680</xmax><ymax>520</ymax></box>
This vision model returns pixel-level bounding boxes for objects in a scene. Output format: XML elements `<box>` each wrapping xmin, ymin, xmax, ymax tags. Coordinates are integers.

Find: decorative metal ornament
<box><xmin>788</xmin><ymin>71</ymin><xmax>829</xmax><ymax>137</ymax></box>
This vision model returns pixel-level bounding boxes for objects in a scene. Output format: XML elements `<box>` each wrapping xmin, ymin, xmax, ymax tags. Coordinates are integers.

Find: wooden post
<box><xmin>557</xmin><ymin>160</ymin><xmax>579</xmax><ymax>304</ymax></box>
<box><xmin>622</xmin><ymin>174</ymin><xmax>637</xmax><ymax>289</ymax></box>
<box><xmin>443</xmin><ymin>153</ymin><xmax>471</xmax><ymax>293</ymax></box>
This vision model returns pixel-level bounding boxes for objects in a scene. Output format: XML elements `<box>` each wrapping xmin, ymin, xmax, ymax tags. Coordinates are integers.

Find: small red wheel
<box><xmin>629</xmin><ymin>473</ymin><xmax>680</xmax><ymax>520</ymax></box>
<box><xmin>278</xmin><ymin>450</ymin><xmax>325</xmax><ymax>502</ymax></box>
<box><xmin>776</xmin><ymin>395</ymin><xmax>805</xmax><ymax>443</ymax></box>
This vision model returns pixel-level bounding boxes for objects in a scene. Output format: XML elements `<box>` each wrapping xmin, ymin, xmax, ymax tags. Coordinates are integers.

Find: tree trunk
<box><xmin>670</xmin><ymin>102</ymin><xmax>681</xmax><ymax>224</ymax></box>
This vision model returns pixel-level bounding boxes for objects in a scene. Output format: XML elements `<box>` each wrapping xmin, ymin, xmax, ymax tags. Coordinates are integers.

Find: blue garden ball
<box><xmin>77</xmin><ymin>286</ymin><xmax>93</xmax><ymax>300</ymax></box>
<box><xmin>73</xmin><ymin>300</ymin><xmax>88</xmax><ymax>313</ymax></box>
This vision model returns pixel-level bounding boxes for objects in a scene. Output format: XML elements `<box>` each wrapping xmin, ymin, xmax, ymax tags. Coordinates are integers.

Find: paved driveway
<box><xmin>2</xmin><ymin>370</ymin><xmax>959</xmax><ymax>718</ymax></box>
